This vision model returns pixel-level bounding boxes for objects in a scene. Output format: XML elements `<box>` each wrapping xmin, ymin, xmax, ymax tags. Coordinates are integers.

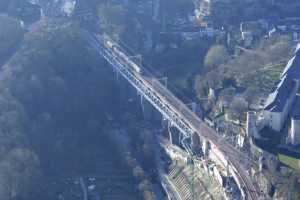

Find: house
<box><xmin>263</xmin><ymin>46</ymin><xmax>300</xmax><ymax>132</ymax></box>
<box><xmin>288</xmin><ymin>95</ymin><xmax>300</xmax><ymax>145</ymax></box>
<box><xmin>241</xmin><ymin>31</ymin><xmax>254</xmax><ymax>47</ymax></box>
<box><xmin>268</xmin><ymin>27</ymin><xmax>277</xmax><ymax>37</ymax></box>
<box><xmin>240</xmin><ymin>21</ymin><xmax>264</xmax><ymax>47</ymax></box>
<box><xmin>194</xmin><ymin>0</ymin><xmax>231</xmax><ymax>27</ymax></box>
<box><xmin>268</xmin><ymin>18</ymin><xmax>300</xmax><ymax>41</ymax></box>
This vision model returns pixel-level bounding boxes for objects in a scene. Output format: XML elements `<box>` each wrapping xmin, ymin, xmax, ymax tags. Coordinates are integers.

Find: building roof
<box><xmin>241</xmin><ymin>21</ymin><xmax>262</xmax><ymax>33</ymax></box>
<box><xmin>264</xmin><ymin>46</ymin><xmax>300</xmax><ymax>112</ymax></box>
<box><xmin>264</xmin><ymin>74</ymin><xmax>293</xmax><ymax>112</ymax></box>
<box><xmin>282</xmin><ymin>48</ymin><xmax>300</xmax><ymax>78</ymax></box>
<box><xmin>295</xmin><ymin>43</ymin><xmax>300</xmax><ymax>53</ymax></box>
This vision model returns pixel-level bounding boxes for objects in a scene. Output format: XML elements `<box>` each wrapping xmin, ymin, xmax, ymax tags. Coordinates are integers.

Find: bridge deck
<box><xmin>83</xmin><ymin>31</ymin><xmax>260</xmax><ymax>200</ymax></box>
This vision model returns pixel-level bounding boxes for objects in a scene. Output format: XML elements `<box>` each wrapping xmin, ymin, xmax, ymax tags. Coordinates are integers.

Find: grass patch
<box><xmin>278</xmin><ymin>154</ymin><xmax>300</xmax><ymax>171</ymax></box>
<box><xmin>239</xmin><ymin>63</ymin><xmax>286</xmax><ymax>93</ymax></box>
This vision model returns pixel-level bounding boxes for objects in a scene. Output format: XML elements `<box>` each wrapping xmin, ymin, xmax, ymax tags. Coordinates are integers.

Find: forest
<box><xmin>0</xmin><ymin>16</ymin><xmax>158</xmax><ymax>199</ymax></box>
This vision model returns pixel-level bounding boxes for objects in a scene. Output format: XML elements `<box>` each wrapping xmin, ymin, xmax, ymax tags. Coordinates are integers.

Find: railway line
<box><xmin>83</xmin><ymin>30</ymin><xmax>261</xmax><ymax>200</ymax></box>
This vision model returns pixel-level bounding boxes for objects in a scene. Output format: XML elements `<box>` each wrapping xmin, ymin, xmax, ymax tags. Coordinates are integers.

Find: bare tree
<box><xmin>133</xmin><ymin>166</ymin><xmax>145</xmax><ymax>182</ymax></box>
<box><xmin>0</xmin><ymin>15</ymin><xmax>23</xmax><ymax>56</ymax></box>
<box><xmin>229</xmin><ymin>97</ymin><xmax>248</xmax><ymax>123</ymax></box>
<box><xmin>0</xmin><ymin>148</ymin><xmax>41</xmax><ymax>200</ymax></box>
<box><xmin>138</xmin><ymin>179</ymin><xmax>156</xmax><ymax>200</ymax></box>
<box><xmin>243</xmin><ymin>87</ymin><xmax>257</xmax><ymax>107</ymax></box>
<box><xmin>204</xmin><ymin>45</ymin><xmax>229</xmax><ymax>70</ymax></box>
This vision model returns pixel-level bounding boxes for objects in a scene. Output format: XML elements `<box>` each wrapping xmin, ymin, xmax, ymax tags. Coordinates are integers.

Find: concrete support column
<box><xmin>191</xmin><ymin>132</ymin><xmax>201</xmax><ymax>152</ymax></box>
<box><xmin>166</xmin><ymin>121</ymin><xmax>181</xmax><ymax>145</ymax></box>
<box><xmin>179</xmin><ymin>132</ymin><xmax>183</xmax><ymax>147</ymax></box>
<box><xmin>137</xmin><ymin>90</ymin><xmax>152</xmax><ymax>120</ymax></box>
<box><xmin>168</xmin><ymin>121</ymin><xmax>173</xmax><ymax>145</ymax></box>
<box><xmin>202</xmin><ymin>139</ymin><xmax>211</xmax><ymax>157</ymax></box>
<box><xmin>112</xmin><ymin>65</ymin><xmax>119</xmax><ymax>80</ymax></box>
<box><xmin>140</xmin><ymin>93</ymin><xmax>145</xmax><ymax>117</ymax></box>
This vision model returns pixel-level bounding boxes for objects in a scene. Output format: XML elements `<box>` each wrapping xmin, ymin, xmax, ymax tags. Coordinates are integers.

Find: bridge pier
<box><xmin>86</xmin><ymin>33</ymin><xmax>260</xmax><ymax>200</ymax></box>
<box><xmin>138</xmin><ymin>91</ymin><xmax>145</xmax><ymax>117</ymax></box>
<box><xmin>202</xmin><ymin>139</ymin><xmax>211</xmax><ymax>158</ymax></box>
<box><xmin>168</xmin><ymin>121</ymin><xmax>173</xmax><ymax>144</ymax></box>
<box><xmin>110</xmin><ymin>65</ymin><xmax>120</xmax><ymax>80</ymax></box>
<box><xmin>191</xmin><ymin>132</ymin><xmax>201</xmax><ymax>153</ymax></box>
<box><xmin>161</xmin><ymin>115</ymin><xmax>168</xmax><ymax>128</ymax></box>
<box><xmin>163</xmin><ymin>120</ymin><xmax>181</xmax><ymax>146</ymax></box>
<box><xmin>114</xmin><ymin>68</ymin><xmax>119</xmax><ymax>80</ymax></box>
<box><xmin>139</xmin><ymin>94</ymin><xmax>162</xmax><ymax>122</ymax></box>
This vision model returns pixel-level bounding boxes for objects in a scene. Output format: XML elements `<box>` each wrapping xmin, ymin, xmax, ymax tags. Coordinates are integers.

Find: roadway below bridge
<box><xmin>83</xmin><ymin>30</ymin><xmax>261</xmax><ymax>200</ymax></box>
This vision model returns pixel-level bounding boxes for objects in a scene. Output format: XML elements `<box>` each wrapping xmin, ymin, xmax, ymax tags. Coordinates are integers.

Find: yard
<box><xmin>278</xmin><ymin>154</ymin><xmax>300</xmax><ymax>171</ymax></box>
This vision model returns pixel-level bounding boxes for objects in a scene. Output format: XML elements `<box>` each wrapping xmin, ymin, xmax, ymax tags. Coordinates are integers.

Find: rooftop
<box><xmin>264</xmin><ymin>46</ymin><xmax>300</xmax><ymax>112</ymax></box>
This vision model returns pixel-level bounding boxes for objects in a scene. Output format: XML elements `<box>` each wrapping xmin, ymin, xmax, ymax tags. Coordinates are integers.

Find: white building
<box><xmin>288</xmin><ymin>96</ymin><xmax>300</xmax><ymax>145</ymax></box>
<box><xmin>263</xmin><ymin>78</ymin><xmax>299</xmax><ymax>132</ymax></box>
<box><xmin>290</xmin><ymin>116</ymin><xmax>300</xmax><ymax>145</ymax></box>
<box><xmin>263</xmin><ymin>46</ymin><xmax>300</xmax><ymax>132</ymax></box>
<box><xmin>240</xmin><ymin>21</ymin><xmax>263</xmax><ymax>47</ymax></box>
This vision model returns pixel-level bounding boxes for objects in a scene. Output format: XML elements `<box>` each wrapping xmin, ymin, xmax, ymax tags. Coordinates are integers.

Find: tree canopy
<box><xmin>204</xmin><ymin>45</ymin><xmax>229</xmax><ymax>71</ymax></box>
<box><xmin>0</xmin><ymin>15</ymin><xmax>23</xmax><ymax>58</ymax></box>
